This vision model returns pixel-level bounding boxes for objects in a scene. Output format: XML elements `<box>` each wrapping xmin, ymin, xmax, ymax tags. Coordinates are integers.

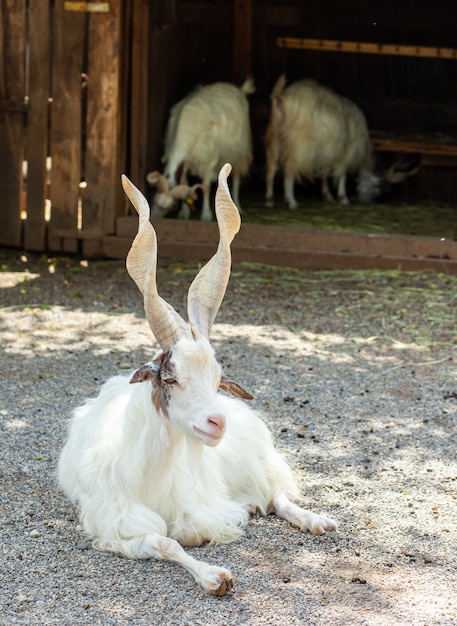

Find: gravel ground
<box><xmin>1</xmin><ymin>247</ymin><xmax>456</xmax><ymax>626</ymax></box>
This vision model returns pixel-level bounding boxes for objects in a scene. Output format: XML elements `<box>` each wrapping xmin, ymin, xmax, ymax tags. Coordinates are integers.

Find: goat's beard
<box><xmin>186</xmin><ymin>436</ymin><xmax>207</xmax><ymax>489</ymax></box>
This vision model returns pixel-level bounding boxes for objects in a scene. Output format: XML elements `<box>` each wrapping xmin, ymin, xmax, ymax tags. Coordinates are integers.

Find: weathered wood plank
<box><xmin>129</xmin><ymin>0</ymin><xmax>149</xmax><ymax>190</ymax></box>
<box><xmin>0</xmin><ymin>0</ymin><xmax>26</xmax><ymax>248</ymax></box>
<box><xmin>48</xmin><ymin>0</ymin><xmax>86</xmax><ymax>253</ymax></box>
<box><xmin>146</xmin><ymin>22</ymin><xmax>179</xmax><ymax>174</ymax></box>
<box><xmin>277</xmin><ymin>37</ymin><xmax>457</xmax><ymax>61</ymax></box>
<box><xmin>233</xmin><ymin>0</ymin><xmax>252</xmax><ymax>84</ymax></box>
<box><xmin>372</xmin><ymin>136</ymin><xmax>457</xmax><ymax>157</ymax></box>
<box><xmin>83</xmin><ymin>0</ymin><xmax>125</xmax><ymax>258</ymax></box>
<box><xmin>24</xmin><ymin>0</ymin><xmax>51</xmax><ymax>251</ymax></box>
<box><xmin>115</xmin><ymin>217</ymin><xmax>457</xmax><ymax>262</ymax></box>
<box><xmin>102</xmin><ymin>231</ymin><xmax>457</xmax><ymax>275</ymax></box>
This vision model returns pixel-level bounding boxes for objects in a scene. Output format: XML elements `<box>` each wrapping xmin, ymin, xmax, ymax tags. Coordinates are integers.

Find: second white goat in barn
<box><xmin>265</xmin><ymin>74</ymin><xmax>418</xmax><ymax>208</ymax></box>
<box><xmin>163</xmin><ymin>79</ymin><xmax>255</xmax><ymax>220</ymax></box>
<box><xmin>58</xmin><ymin>164</ymin><xmax>337</xmax><ymax>596</ymax></box>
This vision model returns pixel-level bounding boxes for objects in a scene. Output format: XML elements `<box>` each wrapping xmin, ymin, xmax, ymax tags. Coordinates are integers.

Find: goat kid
<box><xmin>163</xmin><ymin>79</ymin><xmax>255</xmax><ymax>221</ymax></box>
<box><xmin>146</xmin><ymin>170</ymin><xmax>202</xmax><ymax>218</ymax></box>
<box><xmin>265</xmin><ymin>74</ymin><xmax>418</xmax><ymax>208</ymax></box>
<box><xmin>58</xmin><ymin>164</ymin><xmax>337</xmax><ymax>596</ymax></box>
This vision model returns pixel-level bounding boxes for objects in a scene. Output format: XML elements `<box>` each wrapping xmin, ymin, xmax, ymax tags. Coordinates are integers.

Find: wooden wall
<box><xmin>1</xmin><ymin>0</ymin><xmax>456</xmax><ymax>256</ymax></box>
<box><xmin>0</xmin><ymin>0</ymin><xmax>127</xmax><ymax>255</ymax></box>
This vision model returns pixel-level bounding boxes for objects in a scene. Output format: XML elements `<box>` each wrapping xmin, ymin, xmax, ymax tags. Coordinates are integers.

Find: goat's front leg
<box><xmin>231</xmin><ymin>171</ymin><xmax>242</xmax><ymax>213</ymax></box>
<box><xmin>321</xmin><ymin>177</ymin><xmax>335</xmax><ymax>203</ymax></box>
<box><xmin>124</xmin><ymin>534</ymin><xmax>233</xmax><ymax>596</ymax></box>
<box><xmin>200</xmin><ymin>180</ymin><xmax>213</xmax><ymax>221</ymax></box>
<box><xmin>336</xmin><ymin>174</ymin><xmax>349</xmax><ymax>205</ymax></box>
<box><xmin>272</xmin><ymin>493</ymin><xmax>337</xmax><ymax>536</ymax></box>
<box><xmin>265</xmin><ymin>144</ymin><xmax>279</xmax><ymax>208</ymax></box>
<box><xmin>283</xmin><ymin>172</ymin><xmax>298</xmax><ymax>209</ymax></box>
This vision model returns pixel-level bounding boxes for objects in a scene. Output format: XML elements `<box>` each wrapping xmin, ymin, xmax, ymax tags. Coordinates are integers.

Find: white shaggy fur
<box><xmin>163</xmin><ymin>79</ymin><xmax>255</xmax><ymax>220</ymax></box>
<box><xmin>58</xmin><ymin>337</ymin><xmax>337</xmax><ymax>595</ymax></box>
<box><xmin>265</xmin><ymin>75</ymin><xmax>417</xmax><ymax>208</ymax></box>
<box><xmin>58</xmin><ymin>168</ymin><xmax>337</xmax><ymax>596</ymax></box>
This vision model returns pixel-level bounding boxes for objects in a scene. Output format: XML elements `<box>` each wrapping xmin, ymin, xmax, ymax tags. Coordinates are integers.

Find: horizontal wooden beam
<box><xmin>103</xmin><ymin>236</ymin><xmax>457</xmax><ymax>275</ymax></box>
<box><xmin>103</xmin><ymin>219</ymin><xmax>457</xmax><ymax>274</ymax></box>
<box><xmin>277</xmin><ymin>37</ymin><xmax>457</xmax><ymax>60</ymax></box>
<box><xmin>64</xmin><ymin>2</ymin><xmax>109</xmax><ymax>12</ymax></box>
<box><xmin>371</xmin><ymin>136</ymin><xmax>457</xmax><ymax>157</ymax></box>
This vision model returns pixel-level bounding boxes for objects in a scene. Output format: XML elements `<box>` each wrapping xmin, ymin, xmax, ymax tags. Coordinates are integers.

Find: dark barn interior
<box><xmin>140</xmin><ymin>0</ymin><xmax>457</xmax><ymax>204</ymax></box>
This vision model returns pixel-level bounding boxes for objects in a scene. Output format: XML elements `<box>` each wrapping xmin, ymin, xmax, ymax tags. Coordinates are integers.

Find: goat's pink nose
<box><xmin>207</xmin><ymin>414</ymin><xmax>226</xmax><ymax>431</ymax></box>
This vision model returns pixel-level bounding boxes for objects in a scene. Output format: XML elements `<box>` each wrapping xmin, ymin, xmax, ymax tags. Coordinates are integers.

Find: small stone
<box><xmin>29</xmin><ymin>529</ymin><xmax>40</xmax><ymax>538</ymax></box>
<box><xmin>351</xmin><ymin>576</ymin><xmax>367</xmax><ymax>584</ymax></box>
<box><xmin>118</xmin><ymin>362</ymin><xmax>131</xmax><ymax>370</ymax></box>
<box><xmin>76</xmin><ymin>542</ymin><xmax>90</xmax><ymax>550</ymax></box>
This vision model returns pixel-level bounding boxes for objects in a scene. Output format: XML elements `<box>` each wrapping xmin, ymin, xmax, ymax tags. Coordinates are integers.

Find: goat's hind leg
<box><xmin>124</xmin><ymin>534</ymin><xmax>233</xmax><ymax>597</ymax></box>
<box><xmin>272</xmin><ymin>493</ymin><xmax>337</xmax><ymax>536</ymax></box>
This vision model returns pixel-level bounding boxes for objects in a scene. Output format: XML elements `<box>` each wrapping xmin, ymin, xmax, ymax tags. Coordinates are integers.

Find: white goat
<box><xmin>163</xmin><ymin>79</ymin><xmax>255</xmax><ymax>221</ymax></box>
<box><xmin>265</xmin><ymin>75</ymin><xmax>418</xmax><ymax>208</ymax></box>
<box><xmin>58</xmin><ymin>164</ymin><xmax>337</xmax><ymax>596</ymax></box>
<box><xmin>146</xmin><ymin>170</ymin><xmax>202</xmax><ymax>218</ymax></box>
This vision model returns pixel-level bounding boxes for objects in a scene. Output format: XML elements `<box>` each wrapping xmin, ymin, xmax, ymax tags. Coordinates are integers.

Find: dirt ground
<box><xmin>1</xmin><ymin>247</ymin><xmax>456</xmax><ymax>625</ymax></box>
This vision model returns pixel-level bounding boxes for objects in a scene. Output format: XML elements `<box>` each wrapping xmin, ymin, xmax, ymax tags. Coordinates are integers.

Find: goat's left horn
<box><xmin>121</xmin><ymin>175</ymin><xmax>189</xmax><ymax>351</ymax></box>
<box><xmin>187</xmin><ymin>163</ymin><xmax>241</xmax><ymax>338</ymax></box>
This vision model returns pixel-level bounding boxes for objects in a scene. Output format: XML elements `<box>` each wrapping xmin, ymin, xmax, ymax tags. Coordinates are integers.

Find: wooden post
<box><xmin>129</xmin><ymin>0</ymin><xmax>150</xmax><ymax>192</ymax></box>
<box><xmin>233</xmin><ymin>0</ymin><xmax>252</xmax><ymax>85</ymax></box>
<box><xmin>83</xmin><ymin>0</ymin><xmax>125</xmax><ymax>256</ymax></box>
<box><xmin>0</xmin><ymin>0</ymin><xmax>26</xmax><ymax>248</ymax></box>
<box><xmin>24</xmin><ymin>1</ymin><xmax>51</xmax><ymax>251</ymax></box>
<box><xmin>48</xmin><ymin>0</ymin><xmax>86</xmax><ymax>253</ymax></box>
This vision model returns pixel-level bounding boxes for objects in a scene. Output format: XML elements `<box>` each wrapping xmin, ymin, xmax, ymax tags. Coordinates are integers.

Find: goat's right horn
<box><xmin>187</xmin><ymin>163</ymin><xmax>241</xmax><ymax>338</ymax></box>
<box><xmin>121</xmin><ymin>175</ymin><xmax>189</xmax><ymax>351</ymax></box>
<box><xmin>146</xmin><ymin>170</ymin><xmax>169</xmax><ymax>194</ymax></box>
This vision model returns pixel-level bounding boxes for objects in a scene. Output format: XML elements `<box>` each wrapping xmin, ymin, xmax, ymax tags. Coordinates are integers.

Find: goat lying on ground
<box><xmin>58</xmin><ymin>164</ymin><xmax>337</xmax><ymax>596</ymax></box>
<box><xmin>265</xmin><ymin>74</ymin><xmax>419</xmax><ymax>208</ymax></box>
<box><xmin>163</xmin><ymin>79</ymin><xmax>255</xmax><ymax>220</ymax></box>
<box><xmin>146</xmin><ymin>170</ymin><xmax>202</xmax><ymax>218</ymax></box>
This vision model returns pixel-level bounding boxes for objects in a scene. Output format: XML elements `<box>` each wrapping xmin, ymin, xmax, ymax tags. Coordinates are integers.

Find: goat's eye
<box><xmin>162</xmin><ymin>376</ymin><xmax>178</xmax><ymax>386</ymax></box>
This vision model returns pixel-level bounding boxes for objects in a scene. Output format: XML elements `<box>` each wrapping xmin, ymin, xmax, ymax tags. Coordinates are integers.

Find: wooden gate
<box><xmin>0</xmin><ymin>0</ymin><xmax>126</xmax><ymax>256</ymax></box>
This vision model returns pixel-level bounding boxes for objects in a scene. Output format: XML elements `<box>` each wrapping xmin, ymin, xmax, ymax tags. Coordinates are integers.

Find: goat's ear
<box><xmin>219</xmin><ymin>376</ymin><xmax>254</xmax><ymax>400</ymax></box>
<box><xmin>130</xmin><ymin>361</ymin><xmax>160</xmax><ymax>384</ymax></box>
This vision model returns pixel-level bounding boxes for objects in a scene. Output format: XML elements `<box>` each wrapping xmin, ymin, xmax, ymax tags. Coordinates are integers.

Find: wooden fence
<box><xmin>0</xmin><ymin>0</ymin><xmax>127</xmax><ymax>256</ymax></box>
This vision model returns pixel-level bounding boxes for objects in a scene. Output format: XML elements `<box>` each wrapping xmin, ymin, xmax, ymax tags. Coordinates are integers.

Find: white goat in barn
<box><xmin>58</xmin><ymin>164</ymin><xmax>337</xmax><ymax>596</ymax></box>
<box><xmin>265</xmin><ymin>74</ymin><xmax>418</xmax><ymax>208</ymax></box>
<box><xmin>163</xmin><ymin>79</ymin><xmax>255</xmax><ymax>221</ymax></box>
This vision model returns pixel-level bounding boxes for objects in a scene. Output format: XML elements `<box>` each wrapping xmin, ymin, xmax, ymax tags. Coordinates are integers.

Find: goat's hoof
<box><xmin>309</xmin><ymin>514</ymin><xmax>338</xmax><ymax>535</ymax></box>
<box><xmin>213</xmin><ymin>574</ymin><xmax>234</xmax><ymax>597</ymax></box>
<box><xmin>205</xmin><ymin>568</ymin><xmax>234</xmax><ymax>597</ymax></box>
